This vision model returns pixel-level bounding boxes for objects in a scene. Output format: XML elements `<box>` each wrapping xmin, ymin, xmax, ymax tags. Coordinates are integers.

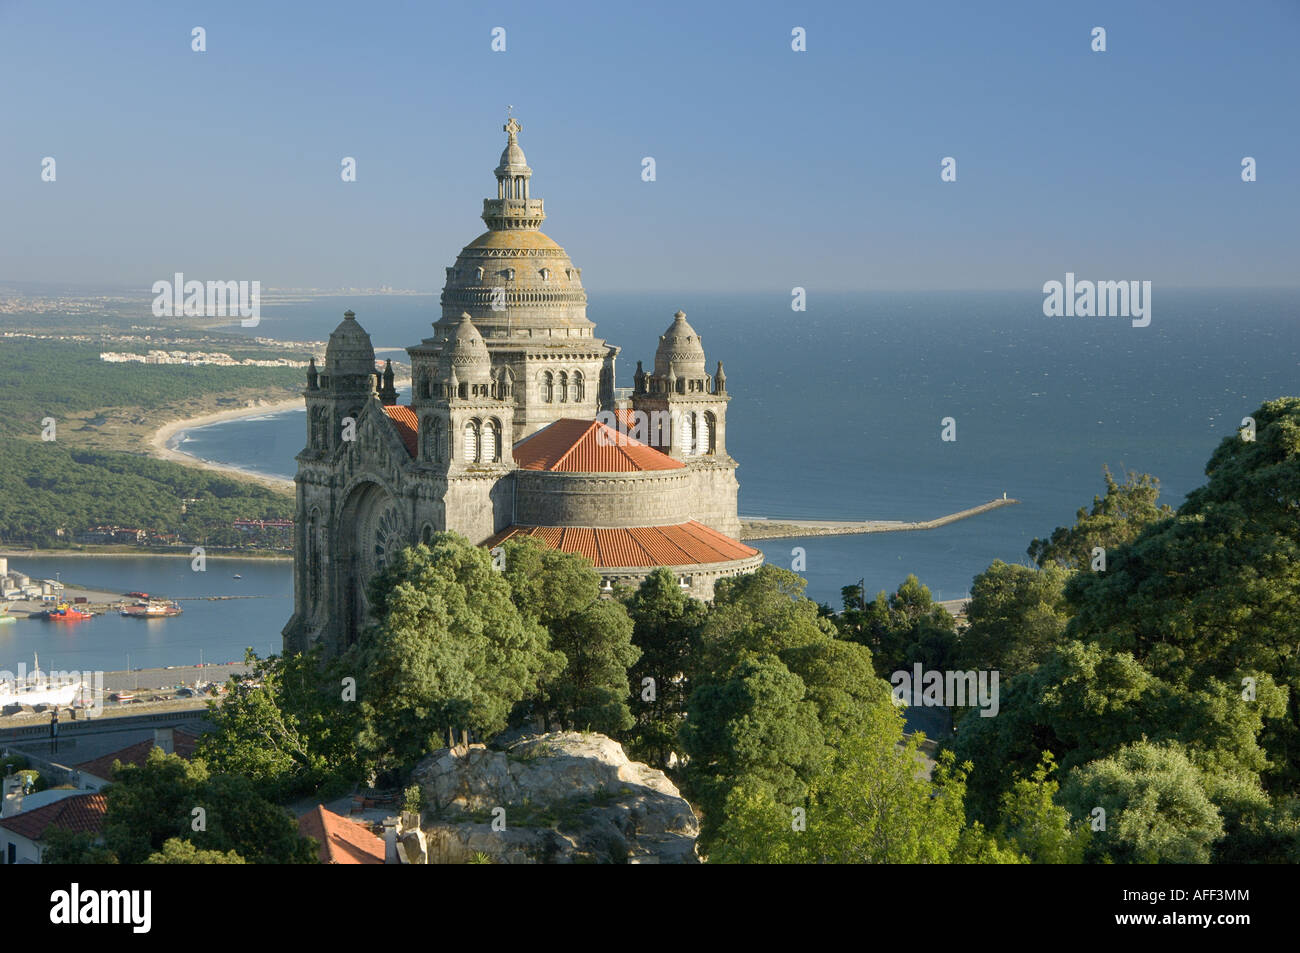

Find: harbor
<box><xmin>0</xmin><ymin>661</ymin><xmax>251</xmax><ymax>724</ymax></box>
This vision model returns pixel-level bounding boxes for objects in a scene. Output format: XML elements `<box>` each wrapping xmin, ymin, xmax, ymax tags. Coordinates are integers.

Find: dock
<box><xmin>739</xmin><ymin>497</ymin><xmax>1019</xmax><ymax>541</ymax></box>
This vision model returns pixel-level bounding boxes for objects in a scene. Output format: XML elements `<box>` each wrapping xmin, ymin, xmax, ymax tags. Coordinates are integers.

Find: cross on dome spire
<box><xmin>485</xmin><ymin>113</ymin><xmax>545</xmax><ymax>230</ymax></box>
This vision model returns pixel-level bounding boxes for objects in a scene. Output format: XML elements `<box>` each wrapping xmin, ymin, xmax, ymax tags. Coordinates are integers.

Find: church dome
<box><xmin>654</xmin><ymin>311</ymin><xmax>706</xmax><ymax>379</ymax></box>
<box><xmin>438</xmin><ymin>312</ymin><xmax>492</xmax><ymax>383</ymax></box>
<box><xmin>324</xmin><ymin>310</ymin><xmax>376</xmax><ymax>382</ymax></box>
<box><xmin>436</xmin><ymin>117</ymin><xmax>592</xmax><ymax>338</ymax></box>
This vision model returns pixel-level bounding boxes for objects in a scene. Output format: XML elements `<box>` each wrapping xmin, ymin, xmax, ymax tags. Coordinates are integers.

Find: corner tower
<box><xmin>631</xmin><ymin>310</ymin><xmax>740</xmax><ymax>538</ymax></box>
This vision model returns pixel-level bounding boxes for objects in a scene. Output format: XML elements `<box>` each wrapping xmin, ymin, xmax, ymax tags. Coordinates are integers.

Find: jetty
<box><xmin>739</xmin><ymin>497</ymin><xmax>1019</xmax><ymax>541</ymax></box>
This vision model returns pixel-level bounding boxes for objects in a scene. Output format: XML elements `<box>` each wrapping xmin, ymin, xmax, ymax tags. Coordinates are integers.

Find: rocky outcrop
<box><xmin>410</xmin><ymin>731</ymin><xmax>699</xmax><ymax>864</ymax></box>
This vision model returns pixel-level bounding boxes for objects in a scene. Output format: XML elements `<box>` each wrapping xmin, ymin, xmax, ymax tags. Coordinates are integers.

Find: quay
<box><xmin>739</xmin><ymin>497</ymin><xmax>1020</xmax><ymax>541</ymax></box>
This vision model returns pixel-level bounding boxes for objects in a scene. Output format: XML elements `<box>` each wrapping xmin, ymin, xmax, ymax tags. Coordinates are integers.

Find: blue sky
<box><xmin>1</xmin><ymin>0</ymin><xmax>1296</xmax><ymax>292</ymax></box>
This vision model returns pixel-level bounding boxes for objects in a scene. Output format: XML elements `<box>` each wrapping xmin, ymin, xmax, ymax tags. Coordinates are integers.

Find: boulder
<box><xmin>411</xmin><ymin>731</ymin><xmax>699</xmax><ymax>864</ymax></box>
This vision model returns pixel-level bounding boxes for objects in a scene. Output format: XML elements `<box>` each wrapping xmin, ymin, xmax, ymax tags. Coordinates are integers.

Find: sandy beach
<box><xmin>147</xmin><ymin>398</ymin><xmax>302</xmax><ymax>494</ymax></box>
<box><xmin>145</xmin><ymin>376</ymin><xmax>411</xmax><ymax>494</ymax></box>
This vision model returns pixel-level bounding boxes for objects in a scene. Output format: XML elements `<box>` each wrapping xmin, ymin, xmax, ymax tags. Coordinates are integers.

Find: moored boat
<box><xmin>120</xmin><ymin>599</ymin><xmax>183</xmax><ymax>618</ymax></box>
<box><xmin>41</xmin><ymin>603</ymin><xmax>92</xmax><ymax>622</ymax></box>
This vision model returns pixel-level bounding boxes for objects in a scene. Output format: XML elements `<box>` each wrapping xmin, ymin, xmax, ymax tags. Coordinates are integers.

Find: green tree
<box><xmin>104</xmin><ymin>748</ymin><xmax>317</xmax><ymax>864</ymax></box>
<box><xmin>1065</xmin><ymin>400</ymin><xmax>1300</xmax><ymax>793</ymax></box>
<box><xmin>952</xmin><ymin>640</ymin><xmax>1283</xmax><ymax>827</ymax></box>
<box><xmin>710</xmin><ymin>703</ymin><xmax>1003</xmax><ymax>863</ymax></box>
<box><xmin>1028</xmin><ymin>466</ymin><xmax>1174</xmax><ymax>570</ymax></box>
<box><xmin>836</xmin><ymin>575</ymin><xmax>957</xmax><ymax>676</ymax></box>
<box><xmin>1061</xmin><ymin>742</ymin><xmax>1223</xmax><ymax>864</ymax></box>
<box><xmin>502</xmin><ymin>537</ymin><xmax>640</xmax><ymax>735</ymax></box>
<box><xmin>681</xmin><ymin>656</ymin><xmax>824</xmax><ymax>848</ymax></box>
<box><xmin>956</xmin><ymin>560</ymin><xmax>1072</xmax><ymax>677</ymax></box>
<box><xmin>352</xmin><ymin>534</ymin><xmax>563</xmax><ymax>777</ymax></box>
<box><xmin>144</xmin><ymin>838</ymin><xmax>246</xmax><ymax>864</ymax></box>
<box><xmin>693</xmin><ymin>566</ymin><xmax>838</xmax><ymax>682</ymax></box>
<box><xmin>996</xmin><ymin>753</ymin><xmax>1090</xmax><ymax>863</ymax></box>
<box><xmin>198</xmin><ymin>648</ymin><xmax>362</xmax><ymax>801</ymax></box>
<box><xmin>542</xmin><ymin>598</ymin><xmax>640</xmax><ymax>734</ymax></box>
<box><xmin>41</xmin><ymin>828</ymin><xmax>118</xmax><ymax>864</ymax></box>
<box><xmin>624</xmin><ymin>568</ymin><xmax>707</xmax><ymax>767</ymax></box>
<box><xmin>683</xmin><ymin>566</ymin><xmax>898</xmax><ymax>851</ymax></box>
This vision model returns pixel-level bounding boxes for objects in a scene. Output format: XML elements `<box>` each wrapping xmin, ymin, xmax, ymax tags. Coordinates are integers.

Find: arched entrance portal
<box><xmin>336</xmin><ymin>482</ymin><xmax>408</xmax><ymax>649</ymax></box>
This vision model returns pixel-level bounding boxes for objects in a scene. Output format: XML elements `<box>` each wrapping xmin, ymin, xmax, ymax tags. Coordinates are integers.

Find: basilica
<box><xmin>283</xmin><ymin>118</ymin><xmax>763</xmax><ymax>656</ymax></box>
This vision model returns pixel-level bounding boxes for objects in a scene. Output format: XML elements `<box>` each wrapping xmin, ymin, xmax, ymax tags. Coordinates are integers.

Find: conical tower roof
<box><xmin>654</xmin><ymin>311</ymin><xmax>706</xmax><ymax>379</ymax></box>
<box><xmin>324</xmin><ymin>310</ymin><xmax>376</xmax><ymax>379</ymax></box>
<box><xmin>439</xmin><ymin>312</ymin><xmax>492</xmax><ymax>384</ymax></box>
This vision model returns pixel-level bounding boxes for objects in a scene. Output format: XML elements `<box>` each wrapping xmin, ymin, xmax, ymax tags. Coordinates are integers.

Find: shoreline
<box><xmin>147</xmin><ymin>398</ymin><xmax>303</xmax><ymax>494</ymax></box>
<box><xmin>144</xmin><ymin>375</ymin><xmax>412</xmax><ymax>495</ymax></box>
<box><xmin>0</xmin><ymin>549</ymin><xmax>291</xmax><ymax>561</ymax></box>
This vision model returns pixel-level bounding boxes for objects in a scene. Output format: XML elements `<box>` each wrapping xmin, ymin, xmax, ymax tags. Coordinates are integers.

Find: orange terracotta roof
<box><xmin>513</xmin><ymin>418</ymin><xmax>683</xmax><ymax>473</ymax></box>
<box><xmin>484</xmin><ymin>520</ymin><xmax>758</xmax><ymax>568</ymax></box>
<box><xmin>297</xmin><ymin>805</ymin><xmax>386</xmax><ymax>865</ymax></box>
<box><xmin>75</xmin><ymin>728</ymin><xmax>199</xmax><ymax>782</ymax></box>
<box><xmin>0</xmin><ymin>792</ymin><xmax>108</xmax><ymax>841</ymax></box>
<box><xmin>382</xmin><ymin>404</ymin><xmax>420</xmax><ymax>458</ymax></box>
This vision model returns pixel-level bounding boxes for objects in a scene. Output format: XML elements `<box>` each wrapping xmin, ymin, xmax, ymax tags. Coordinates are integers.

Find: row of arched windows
<box><xmin>539</xmin><ymin>370</ymin><xmax>584</xmax><ymax>404</ymax></box>
<box><xmin>421</xmin><ymin>416</ymin><xmax>504</xmax><ymax>464</ymax></box>
<box><xmin>681</xmin><ymin>411</ymin><xmax>717</xmax><ymax>456</ymax></box>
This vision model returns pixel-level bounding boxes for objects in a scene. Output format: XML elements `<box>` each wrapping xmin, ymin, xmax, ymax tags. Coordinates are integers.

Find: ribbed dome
<box><xmin>436</xmin><ymin>117</ymin><xmax>591</xmax><ymax>336</ymax></box>
<box><xmin>438</xmin><ymin>312</ymin><xmax>492</xmax><ymax>383</ymax></box>
<box><xmin>654</xmin><ymin>311</ymin><xmax>706</xmax><ymax>378</ymax></box>
<box><xmin>324</xmin><ymin>310</ymin><xmax>376</xmax><ymax>379</ymax></box>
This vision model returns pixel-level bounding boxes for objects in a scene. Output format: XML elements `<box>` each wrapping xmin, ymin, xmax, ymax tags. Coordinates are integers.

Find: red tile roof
<box><xmin>382</xmin><ymin>405</ymin><xmax>420</xmax><ymax>458</ymax></box>
<box><xmin>75</xmin><ymin>728</ymin><xmax>199</xmax><ymax>782</ymax></box>
<box><xmin>297</xmin><ymin>805</ymin><xmax>386</xmax><ymax>865</ymax></box>
<box><xmin>0</xmin><ymin>792</ymin><xmax>108</xmax><ymax>841</ymax></box>
<box><xmin>484</xmin><ymin>520</ymin><xmax>759</xmax><ymax>568</ymax></box>
<box><xmin>513</xmin><ymin>418</ymin><xmax>684</xmax><ymax>473</ymax></box>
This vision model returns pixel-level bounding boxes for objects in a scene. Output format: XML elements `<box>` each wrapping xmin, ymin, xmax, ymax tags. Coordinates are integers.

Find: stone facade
<box><xmin>282</xmin><ymin>118</ymin><xmax>760</xmax><ymax>658</ymax></box>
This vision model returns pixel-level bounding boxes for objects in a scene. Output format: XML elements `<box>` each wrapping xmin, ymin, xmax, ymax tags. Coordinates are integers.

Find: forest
<box><xmin>0</xmin><ymin>337</ymin><xmax>299</xmax><ymax>547</ymax></box>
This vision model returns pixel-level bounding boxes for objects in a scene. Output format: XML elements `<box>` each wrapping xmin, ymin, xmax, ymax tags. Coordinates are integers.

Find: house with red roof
<box><xmin>297</xmin><ymin>805</ymin><xmax>386</xmax><ymax>864</ymax></box>
<box><xmin>0</xmin><ymin>791</ymin><xmax>107</xmax><ymax>865</ymax></box>
<box><xmin>74</xmin><ymin>726</ymin><xmax>199</xmax><ymax>790</ymax></box>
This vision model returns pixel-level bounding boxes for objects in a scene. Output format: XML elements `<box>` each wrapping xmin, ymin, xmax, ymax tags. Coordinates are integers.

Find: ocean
<box><xmin>193</xmin><ymin>288</ymin><xmax>1300</xmax><ymax>604</ymax></box>
<box><xmin>9</xmin><ymin>288</ymin><xmax>1294</xmax><ymax>672</ymax></box>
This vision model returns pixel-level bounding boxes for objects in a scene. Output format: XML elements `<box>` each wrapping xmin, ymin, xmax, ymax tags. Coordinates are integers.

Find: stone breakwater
<box><xmin>738</xmin><ymin>497</ymin><xmax>1020</xmax><ymax>541</ymax></box>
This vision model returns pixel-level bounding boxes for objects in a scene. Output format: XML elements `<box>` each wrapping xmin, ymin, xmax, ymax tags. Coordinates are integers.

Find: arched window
<box><xmin>682</xmin><ymin>413</ymin><xmax>696</xmax><ymax>456</ymax></box>
<box><xmin>542</xmin><ymin>372</ymin><xmax>554</xmax><ymax>403</ymax></box>
<box><xmin>558</xmin><ymin>372</ymin><xmax>568</xmax><ymax>403</ymax></box>
<box><xmin>702</xmin><ymin>412</ymin><xmax>716</xmax><ymax>454</ymax></box>
<box><xmin>475</xmin><ymin>267</ymin><xmax>484</xmax><ymax>281</ymax></box>
<box><xmin>307</xmin><ymin>508</ymin><xmax>321</xmax><ymax>604</ymax></box>
<box><xmin>483</xmin><ymin>418</ymin><xmax>501</xmax><ymax>463</ymax></box>
<box><xmin>423</xmin><ymin>416</ymin><xmax>441</xmax><ymax>462</ymax></box>
<box><xmin>420</xmin><ymin>373</ymin><xmax>432</xmax><ymax>399</ymax></box>
<box><xmin>573</xmin><ymin>371</ymin><xmax>585</xmax><ymax>403</ymax></box>
<box><xmin>463</xmin><ymin>420</ymin><xmax>480</xmax><ymax>462</ymax></box>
